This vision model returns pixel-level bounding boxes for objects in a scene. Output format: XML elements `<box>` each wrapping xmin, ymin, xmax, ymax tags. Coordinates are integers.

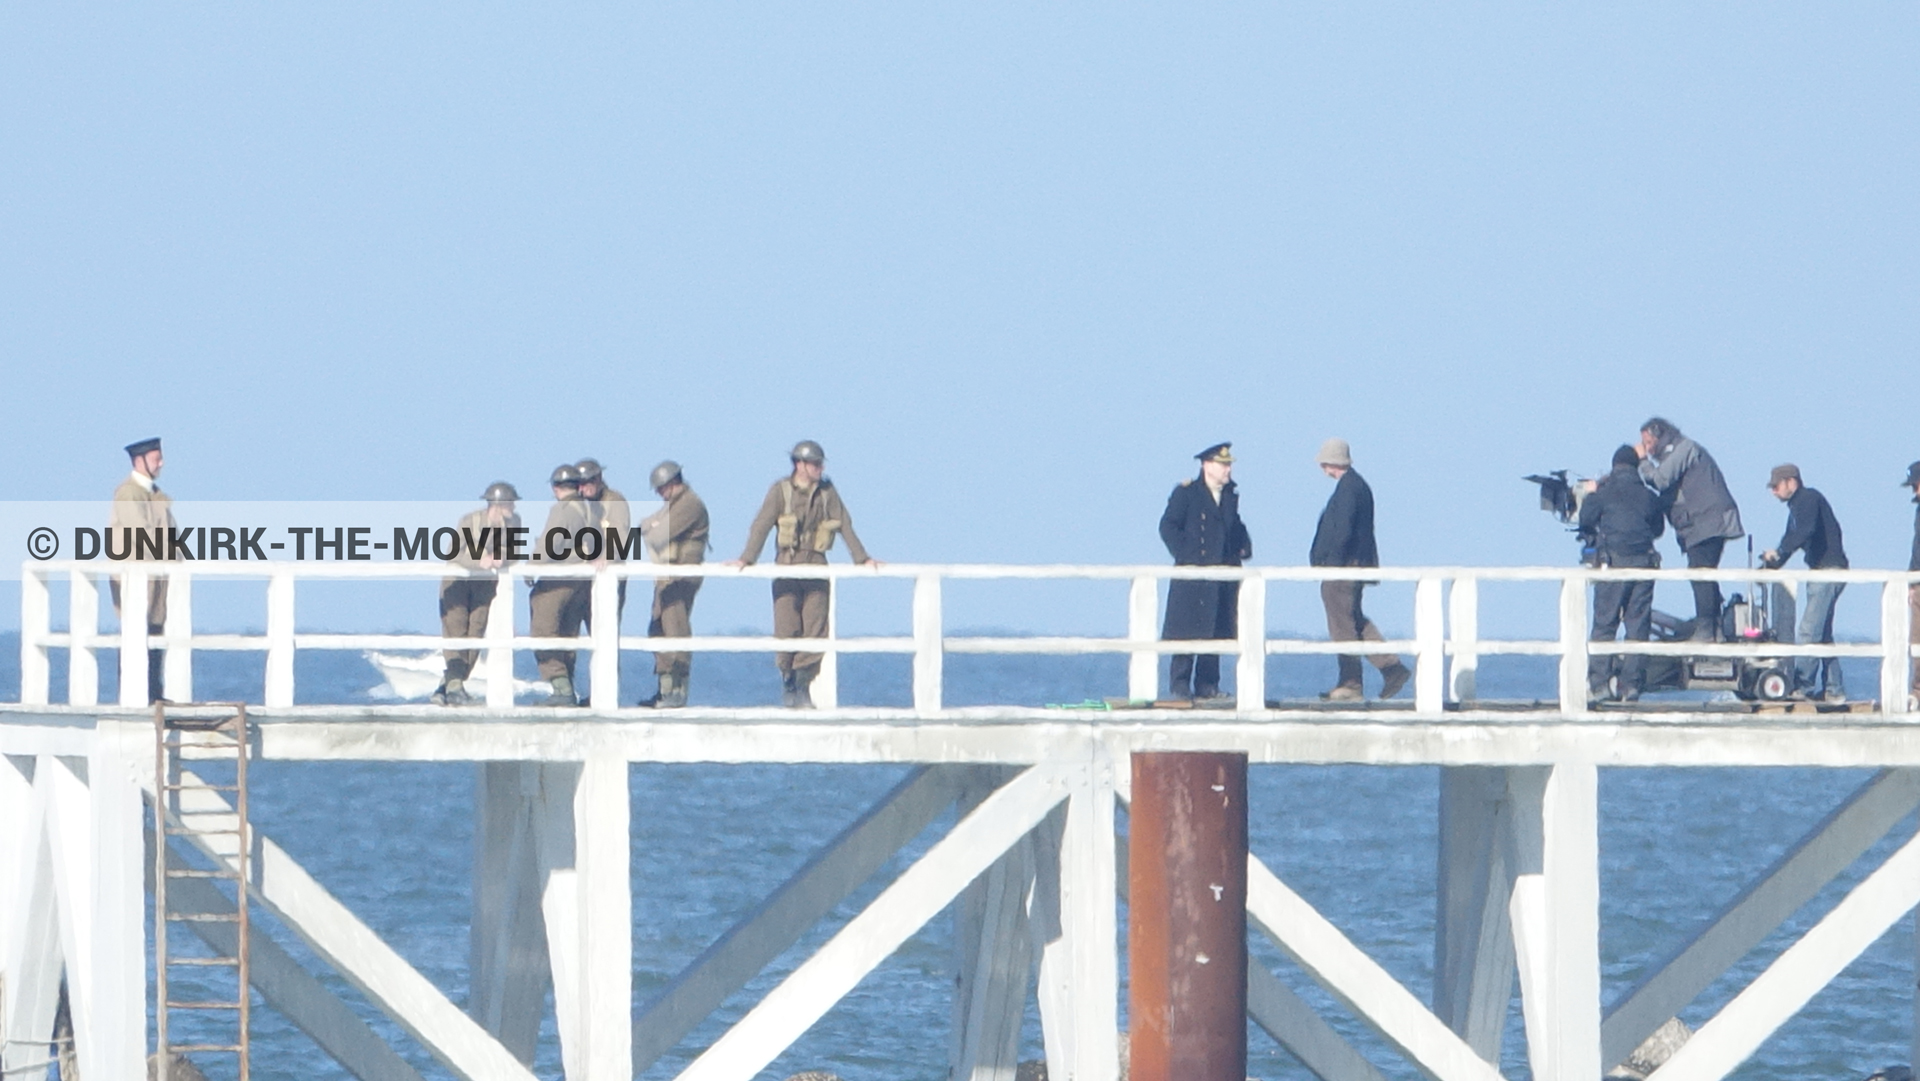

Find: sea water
<box><xmin>1</xmin><ymin>639</ymin><xmax>1909</xmax><ymax>1081</ymax></box>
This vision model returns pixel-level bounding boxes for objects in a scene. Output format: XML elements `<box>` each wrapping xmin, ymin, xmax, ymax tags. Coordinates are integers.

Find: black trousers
<box><xmin>1169</xmin><ymin>654</ymin><xmax>1222</xmax><ymax>698</ymax></box>
<box><xmin>1685</xmin><ymin>536</ymin><xmax>1727</xmax><ymax>633</ymax></box>
<box><xmin>1590</xmin><ymin>577</ymin><xmax>1655</xmax><ymax>696</ymax></box>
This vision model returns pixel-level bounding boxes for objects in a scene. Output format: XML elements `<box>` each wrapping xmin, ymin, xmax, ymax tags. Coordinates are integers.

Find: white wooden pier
<box><xmin>4</xmin><ymin>559</ymin><xmax>1920</xmax><ymax>1081</ymax></box>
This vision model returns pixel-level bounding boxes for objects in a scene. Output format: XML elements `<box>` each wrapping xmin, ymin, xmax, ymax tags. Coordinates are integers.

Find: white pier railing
<box><xmin>18</xmin><ymin>560</ymin><xmax>1920</xmax><ymax>715</ymax></box>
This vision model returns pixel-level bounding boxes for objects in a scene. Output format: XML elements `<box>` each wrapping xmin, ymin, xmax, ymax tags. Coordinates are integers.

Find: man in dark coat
<box><xmin>1761</xmin><ymin>464</ymin><xmax>1850</xmax><ymax>701</ymax></box>
<box><xmin>1159</xmin><ymin>442</ymin><xmax>1251</xmax><ymax>702</ymax></box>
<box><xmin>1310</xmin><ymin>438</ymin><xmax>1411</xmax><ymax>701</ymax></box>
<box><xmin>1579</xmin><ymin>446</ymin><xmax>1665</xmax><ymax>702</ymax></box>
<box><xmin>1637</xmin><ymin>417</ymin><xmax>1744</xmax><ymax>639</ymax></box>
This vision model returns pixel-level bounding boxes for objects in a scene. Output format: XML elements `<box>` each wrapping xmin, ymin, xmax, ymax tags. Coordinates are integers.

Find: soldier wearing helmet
<box><xmin>432</xmin><ymin>481</ymin><xmax>522</xmax><ymax>706</ymax></box>
<box><xmin>727</xmin><ymin>440</ymin><xmax>880</xmax><ymax>707</ymax></box>
<box><xmin>637</xmin><ymin>459</ymin><xmax>709</xmax><ymax>707</ymax></box>
<box><xmin>530</xmin><ymin>463</ymin><xmax>595</xmax><ymax>705</ymax></box>
<box><xmin>574</xmin><ymin>458</ymin><xmax>633</xmax><ymax>623</ymax></box>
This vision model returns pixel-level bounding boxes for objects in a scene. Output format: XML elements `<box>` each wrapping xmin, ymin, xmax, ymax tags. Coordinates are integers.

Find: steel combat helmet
<box><xmin>650</xmin><ymin>460</ymin><xmax>683</xmax><ymax>491</ymax></box>
<box><xmin>790</xmin><ymin>440</ymin><xmax>826</xmax><ymax>465</ymax></box>
<box><xmin>482</xmin><ymin>481</ymin><xmax>520</xmax><ymax>503</ymax></box>
<box><xmin>549</xmin><ymin>464</ymin><xmax>579</xmax><ymax>487</ymax></box>
<box><xmin>573</xmin><ymin>458</ymin><xmax>604</xmax><ymax>483</ymax></box>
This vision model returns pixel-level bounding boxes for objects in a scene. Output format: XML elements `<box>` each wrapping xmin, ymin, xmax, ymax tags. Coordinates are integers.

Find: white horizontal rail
<box><xmin>19</xmin><ymin>562</ymin><xmax>1920</xmax><ymax>716</ymax></box>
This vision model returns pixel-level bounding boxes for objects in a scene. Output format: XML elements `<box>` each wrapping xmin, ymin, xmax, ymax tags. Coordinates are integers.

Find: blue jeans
<box><xmin>1781</xmin><ymin>581</ymin><xmax>1845</xmax><ymax>697</ymax></box>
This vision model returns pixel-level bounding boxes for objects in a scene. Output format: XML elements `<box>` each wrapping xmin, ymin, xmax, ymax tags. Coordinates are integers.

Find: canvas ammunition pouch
<box><xmin>813</xmin><ymin>519</ymin><xmax>840</xmax><ymax>553</ymax></box>
<box><xmin>777</xmin><ymin>480</ymin><xmax>839</xmax><ymax>554</ymax></box>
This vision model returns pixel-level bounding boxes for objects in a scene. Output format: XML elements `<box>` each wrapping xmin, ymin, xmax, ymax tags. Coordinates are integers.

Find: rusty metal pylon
<box><xmin>153</xmin><ymin>702</ymin><xmax>251</xmax><ymax>1081</ymax></box>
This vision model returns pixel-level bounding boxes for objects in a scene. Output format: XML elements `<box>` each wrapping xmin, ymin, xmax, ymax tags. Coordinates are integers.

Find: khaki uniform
<box><xmin>586</xmin><ymin>485</ymin><xmax>632</xmax><ymax>621</ymax></box>
<box><xmin>439</xmin><ymin>507</ymin><xmax>521</xmax><ymax>684</ymax></box>
<box><xmin>738</xmin><ymin>477</ymin><xmax>869</xmax><ymax>675</ymax></box>
<box><xmin>641</xmin><ymin>485</ymin><xmax>710</xmax><ymax>676</ymax></box>
<box><xmin>531</xmin><ymin>497</ymin><xmax>594</xmax><ymax>682</ymax></box>
<box><xmin>109</xmin><ymin>473</ymin><xmax>174</xmax><ymax>634</ymax></box>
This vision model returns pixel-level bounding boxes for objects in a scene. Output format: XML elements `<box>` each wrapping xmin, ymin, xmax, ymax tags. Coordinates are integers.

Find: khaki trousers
<box><xmin>530</xmin><ymin>581</ymin><xmax>590</xmax><ymax>681</ymax></box>
<box><xmin>1320</xmin><ymin>580</ymin><xmax>1399</xmax><ymax>689</ymax></box>
<box><xmin>1910</xmin><ymin>585</ymin><xmax>1919</xmax><ymax>697</ymax></box>
<box><xmin>109</xmin><ymin>574</ymin><xmax>169</xmax><ymax>635</ymax></box>
<box><xmin>439</xmin><ymin>577</ymin><xmax>498</xmax><ymax>683</ymax></box>
<box><xmin>772</xmin><ymin>577</ymin><xmax>829</xmax><ymax>675</ymax></box>
<box><xmin>650</xmin><ymin>578</ymin><xmax>702</xmax><ymax>675</ymax></box>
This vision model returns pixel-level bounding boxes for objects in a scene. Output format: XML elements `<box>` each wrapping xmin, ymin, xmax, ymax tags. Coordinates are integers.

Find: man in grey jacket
<box><xmin>1637</xmin><ymin>418</ymin><xmax>1744</xmax><ymax>640</ymax></box>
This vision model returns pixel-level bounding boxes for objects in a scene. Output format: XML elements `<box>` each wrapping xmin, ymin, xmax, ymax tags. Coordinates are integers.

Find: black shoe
<box><xmin>1379</xmin><ymin>664</ymin><xmax>1412</xmax><ymax>700</ymax></box>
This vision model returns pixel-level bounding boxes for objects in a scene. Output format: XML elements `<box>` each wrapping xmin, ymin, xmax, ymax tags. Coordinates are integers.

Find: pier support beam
<box><xmin>1128</xmin><ymin>752</ymin><xmax>1248</xmax><ymax>1081</ymax></box>
<box><xmin>951</xmin><ymin>767</ymin><xmax>1038</xmax><ymax>1081</ymax></box>
<box><xmin>538</xmin><ymin>760</ymin><xmax>632</xmax><ymax>1081</ymax></box>
<box><xmin>473</xmin><ymin>759</ymin><xmax>634</xmax><ymax>1080</ymax></box>
<box><xmin>1433</xmin><ymin>767</ymin><xmax>1517</xmax><ymax>1064</ymax></box>
<box><xmin>471</xmin><ymin>763</ymin><xmax>551</xmax><ymax>1063</ymax></box>
<box><xmin>1509</xmin><ymin>763</ymin><xmax>1600</xmax><ymax>1081</ymax></box>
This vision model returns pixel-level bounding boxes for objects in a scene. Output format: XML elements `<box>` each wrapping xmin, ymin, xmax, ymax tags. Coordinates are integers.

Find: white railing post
<box><xmin>485</xmin><ymin>573</ymin><xmax>516</xmax><ymax>709</ymax></box>
<box><xmin>20</xmin><ymin>567</ymin><xmax>50</xmax><ymax>705</ymax></box>
<box><xmin>1558</xmin><ymin>575</ymin><xmax>1589</xmax><ymax>716</ymax></box>
<box><xmin>1884</xmin><ymin>578</ymin><xmax>1913</xmax><ymax>717</ymax></box>
<box><xmin>1127</xmin><ymin>575</ymin><xmax>1158</xmax><ymax>702</ymax></box>
<box><xmin>70</xmin><ymin>571</ymin><xmax>99</xmax><ymax>706</ymax></box>
<box><xmin>118</xmin><ymin>568</ymin><xmax>149</xmax><ymax>707</ymax></box>
<box><xmin>1235</xmin><ymin>574</ymin><xmax>1267</xmax><ymax>712</ymax></box>
<box><xmin>1448</xmin><ymin>575</ymin><xmax>1479</xmax><ymax>704</ymax></box>
<box><xmin>1415</xmin><ymin>576</ymin><xmax>1446</xmax><ymax>713</ymax></box>
<box><xmin>265</xmin><ymin>570</ymin><xmax>295</xmax><ymax>707</ymax></box>
<box><xmin>589</xmin><ymin>570</ymin><xmax>620</xmax><ymax>709</ymax></box>
<box><xmin>163</xmin><ymin>571</ymin><xmax>193</xmax><ymax>704</ymax></box>
<box><xmin>816</xmin><ymin>575</ymin><xmax>840</xmax><ymax>710</ymax></box>
<box><xmin>913</xmin><ymin>573</ymin><xmax>943</xmax><ymax>716</ymax></box>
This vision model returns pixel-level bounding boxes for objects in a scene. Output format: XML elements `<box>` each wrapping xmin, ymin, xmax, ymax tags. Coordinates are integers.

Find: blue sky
<box><xmin>3</xmin><ymin>5</ymin><xmax>1915</xmax><ymax>635</ymax></box>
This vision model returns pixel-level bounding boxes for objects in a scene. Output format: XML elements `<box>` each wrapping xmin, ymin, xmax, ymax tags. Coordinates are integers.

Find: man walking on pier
<box><xmin>432</xmin><ymin>482</ymin><xmax>520</xmax><ymax>707</ymax></box>
<box><xmin>639</xmin><ymin>460</ymin><xmax>709</xmax><ymax>708</ymax></box>
<box><xmin>1158</xmin><ymin>443</ymin><xmax>1251</xmax><ymax>704</ymax></box>
<box><xmin>531</xmin><ymin>464</ymin><xmax>593</xmax><ymax>706</ymax></box>
<box><xmin>1761</xmin><ymin>464</ymin><xmax>1850</xmax><ymax>702</ymax></box>
<box><xmin>1311</xmin><ymin>439</ymin><xmax>1411</xmax><ymax>701</ymax></box>
<box><xmin>1579</xmin><ymin>446</ymin><xmax>1664</xmax><ymax>703</ymax></box>
<box><xmin>109</xmin><ymin>436</ymin><xmax>174</xmax><ymax>704</ymax></box>
<box><xmin>728</xmin><ymin>440</ymin><xmax>878</xmax><ymax>708</ymax></box>
<box><xmin>1637</xmin><ymin>418</ymin><xmax>1743</xmax><ymax>640</ymax></box>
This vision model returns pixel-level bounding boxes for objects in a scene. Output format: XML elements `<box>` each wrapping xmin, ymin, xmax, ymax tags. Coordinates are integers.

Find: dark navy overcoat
<box><xmin>1159</xmin><ymin>478</ymin><xmax>1252</xmax><ymax>641</ymax></box>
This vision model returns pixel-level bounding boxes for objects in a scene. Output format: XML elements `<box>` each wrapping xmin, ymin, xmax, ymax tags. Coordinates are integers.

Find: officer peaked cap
<box><xmin>1195</xmin><ymin>442</ymin><xmax>1233</xmax><ymax>464</ymax></box>
<box><xmin>125</xmin><ymin>437</ymin><xmax>162</xmax><ymax>458</ymax></box>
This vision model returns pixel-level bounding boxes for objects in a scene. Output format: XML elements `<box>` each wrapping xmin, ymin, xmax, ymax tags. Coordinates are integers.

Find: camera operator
<box><xmin>1580</xmin><ymin>445</ymin><xmax>1665</xmax><ymax>702</ymax></box>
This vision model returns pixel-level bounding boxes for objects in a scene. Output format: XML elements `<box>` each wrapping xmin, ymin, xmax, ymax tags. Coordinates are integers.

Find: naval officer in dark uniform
<box><xmin>1159</xmin><ymin>442</ymin><xmax>1251</xmax><ymax>703</ymax></box>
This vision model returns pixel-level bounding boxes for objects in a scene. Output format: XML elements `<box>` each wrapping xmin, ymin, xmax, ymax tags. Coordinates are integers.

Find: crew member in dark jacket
<box><xmin>1579</xmin><ymin>446</ymin><xmax>1664</xmax><ymax>702</ymax></box>
<box><xmin>1159</xmin><ymin>443</ymin><xmax>1251</xmax><ymax>702</ymax></box>
<box><xmin>1310</xmin><ymin>439</ymin><xmax>1410</xmax><ymax>701</ymax></box>
<box><xmin>1637</xmin><ymin>417</ymin><xmax>1743</xmax><ymax>639</ymax></box>
<box><xmin>1761</xmin><ymin>464</ymin><xmax>1849</xmax><ymax>701</ymax></box>
<box><xmin>1906</xmin><ymin>461</ymin><xmax>1920</xmax><ymax>704</ymax></box>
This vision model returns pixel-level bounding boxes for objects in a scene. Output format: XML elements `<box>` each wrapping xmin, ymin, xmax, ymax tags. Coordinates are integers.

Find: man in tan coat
<box><xmin>727</xmin><ymin>440</ymin><xmax>878</xmax><ymax>707</ymax></box>
<box><xmin>433</xmin><ymin>482</ymin><xmax>521</xmax><ymax>707</ymax></box>
<box><xmin>110</xmin><ymin>437</ymin><xmax>175</xmax><ymax>703</ymax></box>
<box><xmin>530</xmin><ymin>465</ymin><xmax>594</xmax><ymax>705</ymax></box>
<box><xmin>639</xmin><ymin>460</ymin><xmax>709</xmax><ymax>708</ymax></box>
